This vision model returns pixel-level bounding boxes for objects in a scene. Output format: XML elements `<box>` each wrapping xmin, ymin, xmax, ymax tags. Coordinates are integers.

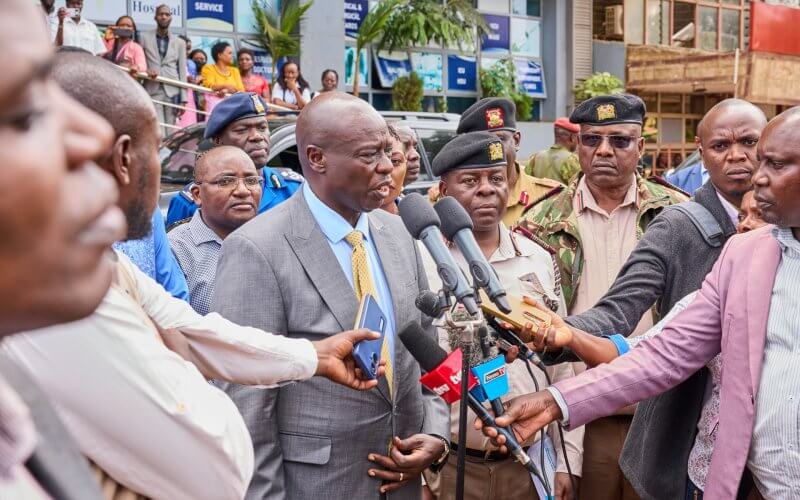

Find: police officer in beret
<box><xmin>519</xmin><ymin>93</ymin><xmax>686</xmax><ymax>500</ymax></box>
<box><xmin>454</xmin><ymin>97</ymin><xmax>562</xmax><ymax>227</ymax></box>
<box><xmin>424</xmin><ymin>131</ymin><xmax>583</xmax><ymax>500</ymax></box>
<box><xmin>166</xmin><ymin>92</ymin><xmax>303</xmax><ymax>226</ymax></box>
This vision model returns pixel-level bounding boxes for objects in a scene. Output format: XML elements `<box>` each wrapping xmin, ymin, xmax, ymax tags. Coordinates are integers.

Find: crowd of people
<box><xmin>4</xmin><ymin>0</ymin><xmax>798</xmax><ymax>500</ymax></box>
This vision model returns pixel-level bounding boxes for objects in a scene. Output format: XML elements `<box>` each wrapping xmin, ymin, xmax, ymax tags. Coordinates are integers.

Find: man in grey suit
<box><xmin>213</xmin><ymin>93</ymin><xmax>451</xmax><ymax>499</ymax></box>
<box><xmin>140</xmin><ymin>4</ymin><xmax>186</xmax><ymax>134</ymax></box>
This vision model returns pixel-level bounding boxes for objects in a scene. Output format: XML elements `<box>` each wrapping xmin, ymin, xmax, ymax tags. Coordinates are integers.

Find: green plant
<box><xmin>573</xmin><ymin>72</ymin><xmax>624</xmax><ymax>103</ymax></box>
<box><xmin>478</xmin><ymin>58</ymin><xmax>533</xmax><ymax>121</ymax></box>
<box><xmin>352</xmin><ymin>0</ymin><xmax>402</xmax><ymax>96</ymax></box>
<box><xmin>377</xmin><ymin>0</ymin><xmax>489</xmax><ymax>53</ymax></box>
<box><xmin>391</xmin><ymin>71</ymin><xmax>424</xmax><ymax>111</ymax></box>
<box><xmin>252</xmin><ymin>0</ymin><xmax>313</xmax><ymax>77</ymax></box>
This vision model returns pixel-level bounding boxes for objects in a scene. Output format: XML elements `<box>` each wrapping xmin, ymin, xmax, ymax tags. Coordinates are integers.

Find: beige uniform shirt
<box><xmin>420</xmin><ymin>223</ymin><xmax>584</xmax><ymax>475</ymax></box>
<box><xmin>570</xmin><ymin>176</ymin><xmax>654</xmax><ymax>386</ymax></box>
<box><xmin>504</xmin><ymin>162</ymin><xmax>563</xmax><ymax>227</ymax></box>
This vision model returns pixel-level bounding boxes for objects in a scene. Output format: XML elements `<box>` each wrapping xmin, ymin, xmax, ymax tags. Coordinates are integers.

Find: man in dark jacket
<box><xmin>560</xmin><ymin>98</ymin><xmax>767</xmax><ymax>499</ymax></box>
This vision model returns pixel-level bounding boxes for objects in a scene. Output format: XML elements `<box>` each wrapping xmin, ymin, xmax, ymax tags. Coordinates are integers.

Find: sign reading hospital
<box><xmin>187</xmin><ymin>0</ymin><xmax>234</xmax><ymax>31</ymax></box>
<box><xmin>130</xmin><ymin>0</ymin><xmax>183</xmax><ymax>27</ymax></box>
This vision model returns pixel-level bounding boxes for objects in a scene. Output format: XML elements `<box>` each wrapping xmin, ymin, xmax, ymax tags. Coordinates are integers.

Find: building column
<box><xmin>540</xmin><ymin>0</ymin><xmax>572</xmax><ymax>120</ymax></box>
<box><xmin>300</xmin><ymin>0</ymin><xmax>346</xmax><ymax>93</ymax></box>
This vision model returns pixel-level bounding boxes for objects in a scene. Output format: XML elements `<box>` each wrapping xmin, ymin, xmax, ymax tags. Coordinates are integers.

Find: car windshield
<box><xmin>415</xmin><ymin>128</ymin><xmax>456</xmax><ymax>182</ymax></box>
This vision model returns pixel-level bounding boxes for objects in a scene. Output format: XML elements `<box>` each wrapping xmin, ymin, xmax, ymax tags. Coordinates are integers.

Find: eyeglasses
<box><xmin>579</xmin><ymin>134</ymin><xmax>639</xmax><ymax>150</ymax></box>
<box><xmin>195</xmin><ymin>175</ymin><xmax>262</xmax><ymax>191</ymax></box>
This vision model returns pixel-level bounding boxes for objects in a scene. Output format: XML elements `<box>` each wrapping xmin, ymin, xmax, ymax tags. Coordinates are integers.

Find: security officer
<box><xmin>422</xmin><ymin>131</ymin><xmax>583</xmax><ymax>500</ymax></box>
<box><xmin>526</xmin><ymin>117</ymin><xmax>581</xmax><ymax>184</ymax></box>
<box><xmin>456</xmin><ymin>98</ymin><xmax>562</xmax><ymax>227</ymax></box>
<box><xmin>166</xmin><ymin>92</ymin><xmax>303</xmax><ymax>226</ymax></box>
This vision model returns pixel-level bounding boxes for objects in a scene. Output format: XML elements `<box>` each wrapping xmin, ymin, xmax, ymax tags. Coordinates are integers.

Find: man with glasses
<box><xmin>166</xmin><ymin>92</ymin><xmax>303</xmax><ymax>226</ymax></box>
<box><xmin>520</xmin><ymin>94</ymin><xmax>686</xmax><ymax>500</ymax></box>
<box><xmin>169</xmin><ymin>146</ymin><xmax>262</xmax><ymax>314</ymax></box>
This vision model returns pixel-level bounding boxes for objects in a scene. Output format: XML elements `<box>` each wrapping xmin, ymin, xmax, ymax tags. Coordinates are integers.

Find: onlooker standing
<box><xmin>239</xmin><ymin>48</ymin><xmax>270</xmax><ymax>100</ymax></box>
<box><xmin>141</xmin><ymin>4</ymin><xmax>187</xmax><ymax>135</ymax></box>
<box><xmin>311</xmin><ymin>69</ymin><xmax>338</xmax><ymax>99</ymax></box>
<box><xmin>189</xmin><ymin>48</ymin><xmax>207</xmax><ymax>84</ymax></box>
<box><xmin>102</xmin><ymin>16</ymin><xmax>146</xmax><ymax>74</ymax></box>
<box><xmin>378</xmin><ymin>123</ymin><xmax>408</xmax><ymax>215</ymax></box>
<box><xmin>395</xmin><ymin>125</ymin><xmax>422</xmax><ymax>186</ymax></box>
<box><xmin>526</xmin><ymin>117</ymin><xmax>581</xmax><ymax>184</ymax></box>
<box><xmin>40</xmin><ymin>0</ymin><xmax>57</xmax><ymax>33</ymax></box>
<box><xmin>53</xmin><ymin>0</ymin><xmax>105</xmax><ymax>55</ymax></box>
<box><xmin>169</xmin><ymin>146</ymin><xmax>263</xmax><ymax>315</ymax></box>
<box><xmin>272</xmin><ymin>60</ymin><xmax>311</xmax><ymax>110</ymax></box>
<box><xmin>201</xmin><ymin>41</ymin><xmax>244</xmax><ymax>112</ymax></box>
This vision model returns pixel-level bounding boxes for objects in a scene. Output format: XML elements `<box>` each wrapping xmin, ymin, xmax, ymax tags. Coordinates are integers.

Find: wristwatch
<box><xmin>427</xmin><ymin>434</ymin><xmax>451</xmax><ymax>473</ymax></box>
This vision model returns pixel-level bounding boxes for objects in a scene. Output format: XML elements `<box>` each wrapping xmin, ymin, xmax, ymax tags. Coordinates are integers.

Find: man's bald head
<box><xmin>195</xmin><ymin>145</ymin><xmax>255</xmax><ymax>181</ymax></box>
<box><xmin>696</xmin><ymin>98</ymin><xmax>766</xmax><ymax>143</ymax></box>
<box><xmin>296</xmin><ymin>92</ymin><xmax>394</xmax><ymax>223</ymax></box>
<box><xmin>53</xmin><ymin>51</ymin><xmax>158</xmax><ymax>140</ymax></box>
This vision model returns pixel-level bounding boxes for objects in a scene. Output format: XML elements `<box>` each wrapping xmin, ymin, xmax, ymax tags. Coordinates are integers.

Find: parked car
<box><xmin>158</xmin><ymin>112</ymin><xmax>458</xmax><ymax>213</ymax></box>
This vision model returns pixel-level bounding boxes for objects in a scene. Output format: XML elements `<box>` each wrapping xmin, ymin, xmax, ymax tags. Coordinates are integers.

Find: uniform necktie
<box><xmin>345</xmin><ymin>230</ymin><xmax>393</xmax><ymax>399</ymax></box>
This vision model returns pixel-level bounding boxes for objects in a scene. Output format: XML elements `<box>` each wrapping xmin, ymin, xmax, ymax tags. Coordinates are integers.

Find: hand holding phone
<box><xmin>352</xmin><ymin>294</ymin><xmax>387</xmax><ymax>380</ymax></box>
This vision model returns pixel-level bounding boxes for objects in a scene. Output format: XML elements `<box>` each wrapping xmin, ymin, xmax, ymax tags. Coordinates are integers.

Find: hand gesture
<box><xmin>473</xmin><ymin>390</ymin><xmax>562</xmax><ymax>453</ymax></box>
<box><xmin>147</xmin><ymin>69</ymin><xmax>159</xmax><ymax>80</ymax></box>
<box><xmin>57</xmin><ymin>7</ymin><xmax>67</xmax><ymax>23</ymax></box>
<box><xmin>285</xmin><ymin>78</ymin><xmax>298</xmax><ymax>91</ymax></box>
<box><xmin>522</xmin><ymin>296</ymin><xmax>573</xmax><ymax>350</ymax></box>
<box><xmin>367</xmin><ymin>435</ymin><xmax>445</xmax><ymax>493</ymax></box>
<box><xmin>555</xmin><ymin>472</ymin><xmax>579</xmax><ymax>500</ymax></box>
<box><xmin>312</xmin><ymin>329</ymin><xmax>386</xmax><ymax>391</ymax></box>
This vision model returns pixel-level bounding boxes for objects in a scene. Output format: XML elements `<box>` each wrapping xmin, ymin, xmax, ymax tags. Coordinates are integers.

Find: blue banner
<box><xmin>481</xmin><ymin>14</ymin><xmax>510</xmax><ymax>54</ymax></box>
<box><xmin>514</xmin><ymin>58</ymin><xmax>546</xmax><ymax>99</ymax></box>
<box><xmin>187</xmin><ymin>0</ymin><xmax>234</xmax><ymax>31</ymax></box>
<box><xmin>447</xmin><ymin>55</ymin><xmax>477</xmax><ymax>91</ymax></box>
<box><xmin>374</xmin><ymin>50</ymin><xmax>412</xmax><ymax>88</ymax></box>
<box><xmin>345</xmin><ymin>0</ymin><xmax>369</xmax><ymax>40</ymax></box>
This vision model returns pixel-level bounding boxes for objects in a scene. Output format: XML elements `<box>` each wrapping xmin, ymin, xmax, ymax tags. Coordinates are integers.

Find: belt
<box><xmin>451</xmin><ymin>443</ymin><xmax>510</xmax><ymax>462</ymax></box>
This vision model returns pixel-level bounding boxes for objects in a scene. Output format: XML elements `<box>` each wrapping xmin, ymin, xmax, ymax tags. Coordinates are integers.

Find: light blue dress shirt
<box><xmin>302</xmin><ymin>183</ymin><xmax>396</xmax><ymax>364</ymax></box>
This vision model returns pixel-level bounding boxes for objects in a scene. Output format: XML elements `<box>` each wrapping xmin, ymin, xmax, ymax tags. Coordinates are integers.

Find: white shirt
<box><xmin>272</xmin><ymin>81</ymin><xmax>311</xmax><ymax>105</ymax></box>
<box><xmin>52</xmin><ymin>16</ymin><xmax>106</xmax><ymax>55</ymax></box>
<box><xmin>1</xmin><ymin>251</ymin><xmax>319</xmax><ymax>500</ymax></box>
<box><xmin>715</xmin><ymin>189</ymin><xmax>740</xmax><ymax>228</ymax></box>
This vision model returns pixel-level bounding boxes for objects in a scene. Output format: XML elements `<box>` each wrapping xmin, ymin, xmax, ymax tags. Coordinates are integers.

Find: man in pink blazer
<box><xmin>477</xmin><ymin>107</ymin><xmax>800</xmax><ymax>499</ymax></box>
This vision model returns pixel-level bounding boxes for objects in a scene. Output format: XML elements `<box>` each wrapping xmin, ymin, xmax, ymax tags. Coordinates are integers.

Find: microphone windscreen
<box><xmin>398</xmin><ymin>322</ymin><xmax>448</xmax><ymax>372</ymax></box>
<box><xmin>398</xmin><ymin>193</ymin><xmax>441</xmax><ymax>239</ymax></box>
<box><xmin>415</xmin><ymin>290</ymin><xmax>441</xmax><ymax>318</ymax></box>
<box><xmin>434</xmin><ymin>196</ymin><xmax>473</xmax><ymax>240</ymax></box>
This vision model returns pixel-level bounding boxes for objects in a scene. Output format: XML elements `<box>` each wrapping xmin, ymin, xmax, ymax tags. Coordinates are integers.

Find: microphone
<box><xmin>399</xmin><ymin>193</ymin><xmax>479</xmax><ymax>316</ymax></box>
<box><xmin>485</xmin><ymin>316</ymin><xmax>547</xmax><ymax>371</ymax></box>
<box><xmin>434</xmin><ymin>197</ymin><xmax>511</xmax><ymax>314</ymax></box>
<box><xmin>415</xmin><ymin>290</ymin><xmax>445</xmax><ymax>319</ymax></box>
<box><xmin>399</xmin><ymin>322</ymin><xmax>536</xmax><ymax>471</ymax></box>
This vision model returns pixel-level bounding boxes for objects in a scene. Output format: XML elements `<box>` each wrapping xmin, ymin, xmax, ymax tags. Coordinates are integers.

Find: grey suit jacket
<box><xmin>0</xmin><ymin>358</ymin><xmax>104</xmax><ymax>500</ymax></box>
<box><xmin>140</xmin><ymin>30</ymin><xmax>187</xmax><ymax>102</ymax></box>
<box><xmin>212</xmin><ymin>190</ymin><xmax>449</xmax><ymax>500</ymax></box>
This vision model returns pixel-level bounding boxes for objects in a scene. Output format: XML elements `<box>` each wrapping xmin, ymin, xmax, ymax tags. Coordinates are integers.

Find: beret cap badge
<box><xmin>488</xmin><ymin>142</ymin><xmax>504</xmax><ymax>162</ymax></box>
<box><xmin>595</xmin><ymin>103</ymin><xmax>617</xmax><ymax>122</ymax></box>
<box><xmin>484</xmin><ymin>108</ymin><xmax>505</xmax><ymax>129</ymax></box>
<box><xmin>251</xmin><ymin>94</ymin><xmax>265</xmax><ymax>114</ymax></box>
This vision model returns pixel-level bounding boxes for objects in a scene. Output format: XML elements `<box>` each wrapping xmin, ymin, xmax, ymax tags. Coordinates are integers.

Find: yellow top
<box><xmin>201</xmin><ymin>64</ymin><xmax>244</xmax><ymax>92</ymax></box>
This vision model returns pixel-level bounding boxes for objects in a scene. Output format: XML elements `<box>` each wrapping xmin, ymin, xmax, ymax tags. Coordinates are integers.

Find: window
<box><xmin>643</xmin><ymin>1</ymin><xmax>746</xmax><ymax>51</ymax></box>
<box><xmin>416</xmin><ymin>128</ymin><xmax>458</xmax><ymax>176</ymax></box>
<box><xmin>512</xmin><ymin>0</ymin><xmax>541</xmax><ymax>17</ymax></box>
<box><xmin>647</xmin><ymin>0</ymin><xmax>670</xmax><ymax>45</ymax></box>
<box><xmin>721</xmin><ymin>8</ymin><xmax>740</xmax><ymax>52</ymax></box>
<box><xmin>699</xmin><ymin>6</ymin><xmax>719</xmax><ymax>50</ymax></box>
<box><xmin>672</xmin><ymin>2</ymin><xmax>696</xmax><ymax>47</ymax></box>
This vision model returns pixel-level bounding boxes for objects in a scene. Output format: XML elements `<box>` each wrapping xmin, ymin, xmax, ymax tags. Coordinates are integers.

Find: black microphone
<box><xmin>399</xmin><ymin>193</ymin><xmax>479</xmax><ymax>316</ymax></box>
<box><xmin>415</xmin><ymin>290</ymin><xmax>445</xmax><ymax>319</ymax></box>
<box><xmin>434</xmin><ymin>197</ymin><xmax>511</xmax><ymax>314</ymax></box>
<box><xmin>485</xmin><ymin>316</ymin><xmax>547</xmax><ymax>371</ymax></box>
<box><xmin>398</xmin><ymin>322</ymin><xmax>537</xmax><ymax>472</ymax></box>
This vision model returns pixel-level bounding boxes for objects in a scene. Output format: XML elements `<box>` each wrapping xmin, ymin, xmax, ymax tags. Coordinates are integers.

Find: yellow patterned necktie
<box><xmin>345</xmin><ymin>230</ymin><xmax>393</xmax><ymax>400</ymax></box>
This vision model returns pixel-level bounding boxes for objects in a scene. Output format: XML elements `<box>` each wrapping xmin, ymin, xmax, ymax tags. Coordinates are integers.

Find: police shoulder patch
<box><xmin>275</xmin><ymin>168</ymin><xmax>305</xmax><ymax>183</ymax></box>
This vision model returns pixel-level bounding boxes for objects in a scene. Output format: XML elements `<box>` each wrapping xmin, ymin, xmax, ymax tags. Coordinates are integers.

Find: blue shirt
<box><xmin>302</xmin><ymin>183</ymin><xmax>396</xmax><ymax>364</ymax></box>
<box><xmin>166</xmin><ymin>166</ymin><xmax>303</xmax><ymax>226</ymax></box>
<box><xmin>114</xmin><ymin>210</ymin><xmax>190</xmax><ymax>301</ymax></box>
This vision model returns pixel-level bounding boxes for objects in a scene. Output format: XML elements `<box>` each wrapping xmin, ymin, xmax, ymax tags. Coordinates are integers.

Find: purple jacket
<box><xmin>554</xmin><ymin>225</ymin><xmax>780</xmax><ymax>499</ymax></box>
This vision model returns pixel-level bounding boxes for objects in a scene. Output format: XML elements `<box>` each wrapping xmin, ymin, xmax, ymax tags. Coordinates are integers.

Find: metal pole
<box><xmin>455</xmin><ymin>336</ymin><xmax>470</xmax><ymax>500</ymax></box>
<box><xmin>151</xmin><ymin>99</ymin><xmax>209</xmax><ymax>115</ymax></box>
<box><xmin>733</xmin><ymin>48</ymin><xmax>740</xmax><ymax>98</ymax></box>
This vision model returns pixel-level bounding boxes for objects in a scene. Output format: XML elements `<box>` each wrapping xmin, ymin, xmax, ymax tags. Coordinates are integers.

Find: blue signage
<box><xmin>514</xmin><ymin>58</ymin><xmax>546</xmax><ymax>99</ymax></box>
<box><xmin>188</xmin><ymin>0</ymin><xmax>234</xmax><ymax>31</ymax></box>
<box><xmin>374</xmin><ymin>50</ymin><xmax>412</xmax><ymax>88</ymax></box>
<box><xmin>481</xmin><ymin>14</ymin><xmax>510</xmax><ymax>54</ymax></box>
<box><xmin>447</xmin><ymin>55</ymin><xmax>477</xmax><ymax>91</ymax></box>
<box><xmin>345</xmin><ymin>0</ymin><xmax>369</xmax><ymax>40</ymax></box>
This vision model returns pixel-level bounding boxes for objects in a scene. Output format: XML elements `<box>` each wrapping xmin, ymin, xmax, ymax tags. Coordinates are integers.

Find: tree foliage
<box><xmin>573</xmin><ymin>72</ymin><xmax>624</xmax><ymax>103</ymax></box>
<box><xmin>352</xmin><ymin>0</ymin><xmax>402</xmax><ymax>96</ymax></box>
<box><xmin>479</xmin><ymin>58</ymin><xmax>532</xmax><ymax>121</ymax></box>
<box><xmin>252</xmin><ymin>0</ymin><xmax>313</xmax><ymax>77</ymax></box>
<box><xmin>392</xmin><ymin>71</ymin><xmax>424</xmax><ymax>111</ymax></box>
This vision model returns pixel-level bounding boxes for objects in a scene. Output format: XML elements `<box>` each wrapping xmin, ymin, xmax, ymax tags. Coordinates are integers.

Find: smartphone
<box><xmin>65</xmin><ymin>7</ymin><xmax>80</xmax><ymax>17</ymax></box>
<box><xmin>479</xmin><ymin>290</ymin><xmax>551</xmax><ymax>342</ymax></box>
<box><xmin>112</xmin><ymin>27</ymin><xmax>134</xmax><ymax>38</ymax></box>
<box><xmin>352</xmin><ymin>294</ymin><xmax>387</xmax><ymax>380</ymax></box>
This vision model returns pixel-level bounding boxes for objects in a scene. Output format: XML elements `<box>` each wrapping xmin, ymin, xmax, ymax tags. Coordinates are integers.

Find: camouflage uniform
<box><xmin>519</xmin><ymin>174</ymin><xmax>688</xmax><ymax>309</ymax></box>
<box><xmin>504</xmin><ymin>161</ymin><xmax>562</xmax><ymax>228</ymax></box>
<box><xmin>525</xmin><ymin>145</ymin><xmax>581</xmax><ymax>185</ymax></box>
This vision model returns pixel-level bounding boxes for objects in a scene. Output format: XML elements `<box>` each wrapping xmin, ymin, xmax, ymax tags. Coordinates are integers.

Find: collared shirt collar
<box><xmin>491</xmin><ymin>223</ymin><xmax>527</xmax><ymax>263</ymax></box>
<box><xmin>303</xmin><ymin>182</ymin><xmax>370</xmax><ymax>244</ymax></box>
<box><xmin>772</xmin><ymin>226</ymin><xmax>800</xmax><ymax>257</ymax></box>
<box><xmin>190</xmin><ymin>210</ymin><xmax>224</xmax><ymax>245</ymax></box>
<box><xmin>65</xmin><ymin>16</ymin><xmax>90</xmax><ymax>26</ymax></box>
<box><xmin>575</xmin><ymin>174</ymin><xmax>639</xmax><ymax>216</ymax></box>
<box><xmin>714</xmin><ymin>189</ymin><xmax>741</xmax><ymax>228</ymax></box>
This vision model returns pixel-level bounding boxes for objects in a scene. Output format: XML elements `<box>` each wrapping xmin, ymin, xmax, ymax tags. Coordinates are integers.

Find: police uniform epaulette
<box><xmin>178</xmin><ymin>185</ymin><xmax>194</xmax><ymax>202</ymax></box>
<box><xmin>521</xmin><ymin>185</ymin><xmax>564</xmax><ymax>217</ymax></box>
<box><xmin>166</xmin><ymin>217</ymin><xmax>191</xmax><ymax>233</ymax></box>
<box><xmin>648</xmin><ymin>174</ymin><xmax>690</xmax><ymax>198</ymax></box>
<box><xmin>511</xmin><ymin>225</ymin><xmax>556</xmax><ymax>255</ymax></box>
<box><xmin>275</xmin><ymin>168</ymin><xmax>304</xmax><ymax>183</ymax></box>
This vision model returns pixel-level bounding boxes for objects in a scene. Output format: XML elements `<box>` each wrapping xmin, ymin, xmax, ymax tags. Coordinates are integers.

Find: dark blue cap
<box><xmin>204</xmin><ymin>92</ymin><xmax>268</xmax><ymax>139</ymax></box>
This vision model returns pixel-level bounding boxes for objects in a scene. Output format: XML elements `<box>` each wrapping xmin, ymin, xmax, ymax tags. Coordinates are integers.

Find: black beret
<box><xmin>204</xmin><ymin>92</ymin><xmax>268</xmax><ymax>139</ymax></box>
<box><xmin>570</xmin><ymin>93</ymin><xmax>646</xmax><ymax>126</ymax></box>
<box><xmin>456</xmin><ymin>97</ymin><xmax>516</xmax><ymax>134</ymax></box>
<box><xmin>432</xmin><ymin>131</ymin><xmax>508</xmax><ymax>177</ymax></box>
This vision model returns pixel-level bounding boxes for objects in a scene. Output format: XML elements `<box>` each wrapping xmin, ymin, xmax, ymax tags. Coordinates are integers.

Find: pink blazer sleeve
<box><xmin>553</xmin><ymin>239</ymin><xmax>733</xmax><ymax>429</ymax></box>
<box><xmin>131</xmin><ymin>42</ymin><xmax>147</xmax><ymax>73</ymax></box>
